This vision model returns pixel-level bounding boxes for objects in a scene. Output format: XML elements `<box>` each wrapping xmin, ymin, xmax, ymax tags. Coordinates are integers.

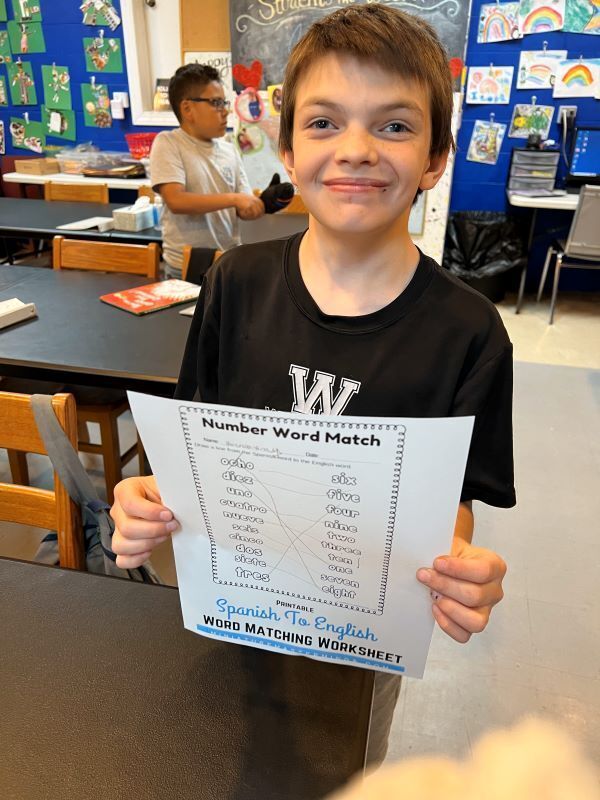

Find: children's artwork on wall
<box><xmin>0</xmin><ymin>1</ymin><xmax>6</xmax><ymax>22</ymax></box>
<box><xmin>517</xmin><ymin>49</ymin><xmax>568</xmax><ymax>88</ymax></box>
<box><xmin>42</xmin><ymin>105</ymin><xmax>75</xmax><ymax>141</ymax></box>
<box><xmin>9</xmin><ymin>114</ymin><xmax>44</xmax><ymax>152</ymax></box>
<box><xmin>466</xmin><ymin>65</ymin><xmax>514</xmax><ymax>104</ymax></box>
<box><xmin>563</xmin><ymin>0</ymin><xmax>600</xmax><ymax>33</ymax></box>
<box><xmin>267</xmin><ymin>84</ymin><xmax>282</xmax><ymax>116</ymax></box>
<box><xmin>477</xmin><ymin>2</ymin><xmax>522</xmax><ymax>42</ymax></box>
<box><xmin>7</xmin><ymin>59</ymin><xmax>36</xmax><ymax>104</ymax></box>
<box><xmin>7</xmin><ymin>20</ymin><xmax>45</xmax><ymax>54</ymax></box>
<box><xmin>83</xmin><ymin>33</ymin><xmax>123</xmax><ymax>72</ymax></box>
<box><xmin>81</xmin><ymin>81</ymin><xmax>112</xmax><ymax>127</ymax></box>
<box><xmin>42</xmin><ymin>64</ymin><xmax>71</xmax><ymax>109</ymax></box>
<box><xmin>236</xmin><ymin>124</ymin><xmax>263</xmax><ymax>155</ymax></box>
<box><xmin>0</xmin><ymin>75</ymin><xmax>7</xmax><ymax>104</ymax></box>
<box><xmin>235</xmin><ymin>86</ymin><xmax>265</xmax><ymax>123</ymax></box>
<box><xmin>11</xmin><ymin>0</ymin><xmax>41</xmax><ymax>22</ymax></box>
<box><xmin>553</xmin><ymin>57</ymin><xmax>600</xmax><ymax>96</ymax></box>
<box><xmin>0</xmin><ymin>29</ymin><xmax>12</xmax><ymax>63</ymax></box>
<box><xmin>467</xmin><ymin>119</ymin><xmax>507</xmax><ymax>164</ymax></box>
<box><xmin>508</xmin><ymin>103</ymin><xmax>554</xmax><ymax>138</ymax></box>
<box><xmin>0</xmin><ymin>120</ymin><xmax>4</xmax><ymax>155</ymax></box>
<box><xmin>519</xmin><ymin>0</ymin><xmax>566</xmax><ymax>34</ymax></box>
<box><xmin>80</xmin><ymin>0</ymin><xmax>121</xmax><ymax>31</ymax></box>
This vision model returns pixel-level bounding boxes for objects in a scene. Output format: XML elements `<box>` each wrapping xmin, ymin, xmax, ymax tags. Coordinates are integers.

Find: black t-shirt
<box><xmin>176</xmin><ymin>233</ymin><xmax>516</xmax><ymax>508</ymax></box>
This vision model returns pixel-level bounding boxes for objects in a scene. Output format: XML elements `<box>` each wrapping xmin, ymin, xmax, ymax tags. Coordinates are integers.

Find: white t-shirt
<box><xmin>150</xmin><ymin>128</ymin><xmax>253</xmax><ymax>271</ymax></box>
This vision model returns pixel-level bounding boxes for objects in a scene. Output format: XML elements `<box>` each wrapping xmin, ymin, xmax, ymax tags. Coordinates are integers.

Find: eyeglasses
<box><xmin>186</xmin><ymin>97</ymin><xmax>231</xmax><ymax>111</ymax></box>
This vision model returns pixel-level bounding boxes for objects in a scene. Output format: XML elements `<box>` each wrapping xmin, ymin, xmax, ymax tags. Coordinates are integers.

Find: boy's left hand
<box><xmin>416</xmin><ymin>538</ymin><xmax>506</xmax><ymax>643</ymax></box>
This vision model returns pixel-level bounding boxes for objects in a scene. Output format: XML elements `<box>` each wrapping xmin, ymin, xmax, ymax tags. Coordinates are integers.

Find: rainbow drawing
<box><xmin>526</xmin><ymin>63</ymin><xmax>553</xmax><ymax>85</ymax></box>
<box><xmin>522</xmin><ymin>6</ymin><xmax>564</xmax><ymax>33</ymax></box>
<box><xmin>561</xmin><ymin>63</ymin><xmax>594</xmax><ymax>87</ymax></box>
<box><xmin>481</xmin><ymin>11</ymin><xmax>513</xmax><ymax>41</ymax></box>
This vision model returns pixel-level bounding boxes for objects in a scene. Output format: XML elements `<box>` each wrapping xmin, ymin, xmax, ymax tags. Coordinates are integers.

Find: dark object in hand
<box><xmin>260</xmin><ymin>173</ymin><xmax>294</xmax><ymax>213</ymax></box>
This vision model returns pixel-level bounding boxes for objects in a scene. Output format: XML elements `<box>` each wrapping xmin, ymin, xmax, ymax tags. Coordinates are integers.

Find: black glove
<box><xmin>259</xmin><ymin>173</ymin><xmax>295</xmax><ymax>214</ymax></box>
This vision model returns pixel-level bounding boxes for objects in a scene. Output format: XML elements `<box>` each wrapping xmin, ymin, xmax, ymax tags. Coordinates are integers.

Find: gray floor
<box><xmin>1</xmin><ymin>360</ymin><xmax>599</xmax><ymax>764</ymax></box>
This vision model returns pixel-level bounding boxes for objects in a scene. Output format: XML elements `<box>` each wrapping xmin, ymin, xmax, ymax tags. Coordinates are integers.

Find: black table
<box><xmin>0</xmin><ymin>197</ymin><xmax>161</xmax><ymax>245</ymax></box>
<box><xmin>0</xmin><ymin>266</ymin><xmax>189</xmax><ymax>394</ymax></box>
<box><xmin>0</xmin><ymin>558</ymin><xmax>371</xmax><ymax>799</ymax></box>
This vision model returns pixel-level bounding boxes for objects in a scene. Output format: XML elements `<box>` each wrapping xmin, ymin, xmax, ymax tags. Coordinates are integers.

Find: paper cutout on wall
<box><xmin>80</xmin><ymin>0</ymin><xmax>121</xmax><ymax>31</ymax></box>
<box><xmin>519</xmin><ymin>0</ymin><xmax>565</xmax><ymax>34</ymax></box>
<box><xmin>42</xmin><ymin>64</ymin><xmax>71</xmax><ymax>109</ymax></box>
<box><xmin>42</xmin><ymin>105</ymin><xmax>76</xmax><ymax>141</ymax></box>
<box><xmin>477</xmin><ymin>2</ymin><xmax>522</xmax><ymax>42</ymax></box>
<box><xmin>553</xmin><ymin>58</ymin><xmax>600</xmax><ymax>97</ymax></box>
<box><xmin>267</xmin><ymin>84</ymin><xmax>282</xmax><ymax>116</ymax></box>
<box><xmin>0</xmin><ymin>29</ymin><xmax>12</xmax><ymax>63</ymax></box>
<box><xmin>232</xmin><ymin>60</ymin><xmax>263</xmax><ymax>90</ymax></box>
<box><xmin>0</xmin><ymin>120</ymin><xmax>4</xmax><ymax>155</ymax></box>
<box><xmin>467</xmin><ymin>120</ymin><xmax>507</xmax><ymax>164</ymax></box>
<box><xmin>236</xmin><ymin>124</ymin><xmax>264</xmax><ymax>155</ymax></box>
<box><xmin>517</xmin><ymin>49</ymin><xmax>568</xmax><ymax>88</ymax></box>
<box><xmin>83</xmin><ymin>34</ymin><xmax>123</xmax><ymax>73</ymax></box>
<box><xmin>235</xmin><ymin>87</ymin><xmax>265</xmax><ymax>123</ymax></box>
<box><xmin>0</xmin><ymin>1</ymin><xmax>6</xmax><ymax>22</ymax></box>
<box><xmin>466</xmin><ymin>66</ymin><xmax>514</xmax><ymax>104</ymax></box>
<box><xmin>7</xmin><ymin>60</ymin><xmax>36</xmax><ymax>104</ymax></box>
<box><xmin>7</xmin><ymin>20</ymin><xmax>45</xmax><ymax>53</ymax></box>
<box><xmin>563</xmin><ymin>0</ymin><xmax>600</xmax><ymax>33</ymax></box>
<box><xmin>0</xmin><ymin>75</ymin><xmax>7</xmax><ymax>104</ymax></box>
<box><xmin>9</xmin><ymin>114</ymin><xmax>44</xmax><ymax>152</ymax></box>
<box><xmin>81</xmin><ymin>81</ymin><xmax>112</xmax><ymax>127</ymax></box>
<box><xmin>508</xmin><ymin>103</ymin><xmax>554</xmax><ymax>138</ymax></box>
<box><xmin>11</xmin><ymin>0</ymin><xmax>41</xmax><ymax>23</ymax></box>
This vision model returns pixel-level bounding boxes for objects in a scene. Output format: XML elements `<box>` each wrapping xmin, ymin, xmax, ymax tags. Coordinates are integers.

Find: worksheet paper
<box><xmin>129</xmin><ymin>393</ymin><xmax>474</xmax><ymax>678</ymax></box>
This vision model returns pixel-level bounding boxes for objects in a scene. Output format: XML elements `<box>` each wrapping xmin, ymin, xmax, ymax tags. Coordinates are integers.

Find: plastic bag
<box><xmin>443</xmin><ymin>211</ymin><xmax>526</xmax><ymax>279</ymax></box>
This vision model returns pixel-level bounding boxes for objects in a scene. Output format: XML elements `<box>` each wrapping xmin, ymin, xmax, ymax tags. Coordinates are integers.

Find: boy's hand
<box><xmin>110</xmin><ymin>476</ymin><xmax>178</xmax><ymax>570</ymax></box>
<box><xmin>234</xmin><ymin>193</ymin><xmax>265</xmax><ymax>220</ymax></box>
<box><xmin>416</xmin><ymin>537</ymin><xmax>506</xmax><ymax>643</ymax></box>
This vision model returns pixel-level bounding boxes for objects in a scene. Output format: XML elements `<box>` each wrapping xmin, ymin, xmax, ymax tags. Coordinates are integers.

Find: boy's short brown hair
<box><xmin>279</xmin><ymin>4</ymin><xmax>454</xmax><ymax>157</ymax></box>
<box><xmin>169</xmin><ymin>63</ymin><xmax>221</xmax><ymax>123</ymax></box>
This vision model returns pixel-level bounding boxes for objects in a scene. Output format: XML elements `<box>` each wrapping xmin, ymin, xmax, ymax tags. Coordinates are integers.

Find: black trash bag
<box><xmin>443</xmin><ymin>211</ymin><xmax>526</xmax><ymax>301</ymax></box>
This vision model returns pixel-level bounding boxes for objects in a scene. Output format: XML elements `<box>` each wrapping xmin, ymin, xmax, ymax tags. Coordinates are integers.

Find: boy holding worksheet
<box><xmin>111</xmin><ymin>5</ymin><xmax>514</xmax><ymax>764</ymax></box>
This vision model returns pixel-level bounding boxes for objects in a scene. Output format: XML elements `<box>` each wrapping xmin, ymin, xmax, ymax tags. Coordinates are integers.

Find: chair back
<box><xmin>181</xmin><ymin>245</ymin><xmax>222</xmax><ymax>283</ymax></box>
<box><xmin>0</xmin><ymin>391</ymin><xmax>83</xmax><ymax>569</ymax></box>
<box><xmin>44</xmin><ymin>181</ymin><xmax>109</xmax><ymax>204</ymax></box>
<box><xmin>564</xmin><ymin>185</ymin><xmax>600</xmax><ymax>261</ymax></box>
<box><xmin>53</xmin><ymin>236</ymin><xmax>160</xmax><ymax>279</ymax></box>
<box><xmin>138</xmin><ymin>185</ymin><xmax>157</xmax><ymax>202</ymax></box>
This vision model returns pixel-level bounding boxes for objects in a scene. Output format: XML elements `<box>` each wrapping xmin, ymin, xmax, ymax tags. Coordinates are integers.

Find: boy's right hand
<box><xmin>110</xmin><ymin>476</ymin><xmax>178</xmax><ymax>570</ymax></box>
<box><xmin>234</xmin><ymin>193</ymin><xmax>265</xmax><ymax>220</ymax></box>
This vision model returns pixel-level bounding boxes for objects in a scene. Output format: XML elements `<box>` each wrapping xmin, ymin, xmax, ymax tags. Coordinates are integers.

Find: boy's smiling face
<box><xmin>282</xmin><ymin>54</ymin><xmax>448</xmax><ymax>238</ymax></box>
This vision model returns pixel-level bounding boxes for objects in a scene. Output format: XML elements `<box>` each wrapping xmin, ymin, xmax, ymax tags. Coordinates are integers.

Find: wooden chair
<box><xmin>181</xmin><ymin>245</ymin><xmax>222</xmax><ymax>284</ymax></box>
<box><xmin>52</xmin><ymin>236</ymin><xmax>159</xmax><ymax>502</ymax></box>
<box><xmin>0</xmin><ymin>391</ymin><xmax>84</xmax><ymax>569</ymax></box>
<box><xmin>138</xmin><ymin>185</ymin><xmax>158</xmax><ymax>202</ymax></box>
<box><xmin>53</xmin><ymin>235</ymin><xmax>159</xmax><ymax>279</ymax></box>
<box><xmin>44</xmin><ymin>181</ymin><xmax>109</xmax><ymax>204</ymax></box>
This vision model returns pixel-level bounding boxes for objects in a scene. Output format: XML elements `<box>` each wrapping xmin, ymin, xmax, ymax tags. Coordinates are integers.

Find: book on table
<box><xmin>100</xmin><ymin>279</ymin><xmax>201</xmax><ymax>315</ymax></box>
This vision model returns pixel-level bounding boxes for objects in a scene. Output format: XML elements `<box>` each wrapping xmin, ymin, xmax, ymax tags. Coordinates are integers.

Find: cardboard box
<box><xmin>14</xmin><ymin>158</ymin><xmax>60</xmax><ymax>175</ymax></box>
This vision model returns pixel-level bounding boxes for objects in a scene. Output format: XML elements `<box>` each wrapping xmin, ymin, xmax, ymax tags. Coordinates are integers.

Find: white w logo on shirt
<box><xmin>289</xmin><ymin>365</ymin><xmax>361</xmax><ymax>415</ymax></box>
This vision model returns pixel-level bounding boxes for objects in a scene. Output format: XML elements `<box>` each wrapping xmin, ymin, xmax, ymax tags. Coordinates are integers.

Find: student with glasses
<box><xmin>150</xmin><ymin>63</ymin><xmax>265</xmax><ymax>279</ymax></box>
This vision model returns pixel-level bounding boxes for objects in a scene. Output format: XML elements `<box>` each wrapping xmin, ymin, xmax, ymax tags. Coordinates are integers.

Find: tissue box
<box><xmin>112</xmin><ymin>204</ymin><xmax>154</xmax><ymax>232</ymax></box>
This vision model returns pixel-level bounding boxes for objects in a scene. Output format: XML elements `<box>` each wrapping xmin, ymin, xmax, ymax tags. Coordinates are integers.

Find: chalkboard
<box><xmin>229</xmin><ymin>0</ymin><xmax>471</xmax><ymax>88</ymax></box>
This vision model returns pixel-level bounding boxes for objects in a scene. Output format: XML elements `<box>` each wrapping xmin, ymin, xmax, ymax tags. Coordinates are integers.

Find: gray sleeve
<box><xmin>234</xmin><ymin>149</ymin><xmax>254</xmax><ymax>195</ymax></box>
<box><xmin>149</xmin><ymin>133</ymin><xmax>186</xmax><ymax>191</ymax></box>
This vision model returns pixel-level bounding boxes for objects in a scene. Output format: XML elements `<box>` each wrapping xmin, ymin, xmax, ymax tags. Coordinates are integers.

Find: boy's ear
<box><xmin>280</xmin><ymin>149</ymin><xmax>297</xmax><ymax>186</ymax></box>
<box><xmin>419</xmin><ymin>149</ymin><xmax>449</xmax><ymax>192</ymax></box>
